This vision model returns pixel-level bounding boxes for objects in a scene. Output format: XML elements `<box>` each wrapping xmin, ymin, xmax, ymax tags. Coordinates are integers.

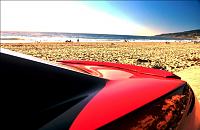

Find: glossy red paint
<box><xmin>62</xmin><ymin>64</ymin><xmax>150</xmax><ymax>80</ymax></box>
<box><xmin>70</xmin><ymin>78</ymin><xmax>184</xmax><ymax>130</ymax></box>
<box><xmin>58</xmin><ymin>60</ymin><xmax>177</xmax><ymax>80</ymax></box>
<box><xmin>178</xmin><ymin>97</ymin><xmax>200</xmax><ymax>130</ymax></box>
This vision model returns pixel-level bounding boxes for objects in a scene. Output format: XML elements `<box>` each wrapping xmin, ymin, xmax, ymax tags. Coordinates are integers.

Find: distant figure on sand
<box><xmin>65</xmin><ymin>40</ymin><xmax>72</xmax><ymax>42</ymax></box>
<box><xmin>124</xmin><ymin>39</ymin><xmax>128</xmax><ymax>42</ymax></box>
<box><xmin>77</xmin><ymin>39</ymin><xmax>79</xmax><ymax>42</ymax></box>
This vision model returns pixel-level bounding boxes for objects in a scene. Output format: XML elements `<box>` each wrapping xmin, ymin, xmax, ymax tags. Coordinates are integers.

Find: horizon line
<box><xmin>1</xmin><ymin>28</ymin><xmax>200</xmax><ymax>37</ymax></box>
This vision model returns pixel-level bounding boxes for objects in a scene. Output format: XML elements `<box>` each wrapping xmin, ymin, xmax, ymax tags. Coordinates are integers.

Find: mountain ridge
<box><xmin>155</xmin><ymin>29</ymin><xmax>200</xmax><ymax>40</ymax></box>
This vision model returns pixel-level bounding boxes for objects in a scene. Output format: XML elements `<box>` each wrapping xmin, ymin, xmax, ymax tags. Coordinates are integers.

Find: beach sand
<box><xmin>175</xmin><ymin>66</ymin><xmax>200</xmax><ymax>101</ymax></box>
<box><xmin>1</xmin><ymin>41</ymin><xmax>200</xmax><ymax>100</ymax></box>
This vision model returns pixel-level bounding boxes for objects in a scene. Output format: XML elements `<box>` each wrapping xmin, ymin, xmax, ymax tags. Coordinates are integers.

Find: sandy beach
<box><xmin>1</xmin><ymin>42</ymin><xmax>200</xmax><ymax>71</ymax></box>
<box><xmin>1</xmin><ymin>41</ymin><xmax>200</xmax><ymax>100</ymax></box>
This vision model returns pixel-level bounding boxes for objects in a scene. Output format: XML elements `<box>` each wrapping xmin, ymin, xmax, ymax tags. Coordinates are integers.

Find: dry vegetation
<box><xmin>1</xmin><ymin>42</ymin><xmax>200</xmax><ymax>100</ymax></box>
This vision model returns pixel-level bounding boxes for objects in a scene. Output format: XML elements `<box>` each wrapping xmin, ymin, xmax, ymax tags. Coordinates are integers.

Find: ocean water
<box><xmin>1</xmin><ymin>31</ymin><xmax>186</xmax><ymax>43</ymax></box>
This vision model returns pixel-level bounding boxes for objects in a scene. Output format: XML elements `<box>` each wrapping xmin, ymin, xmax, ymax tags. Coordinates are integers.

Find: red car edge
<box><xmin>1</xmin><ymin>48</ymin><xmax>200</xmax><ymax>130</ymax></box>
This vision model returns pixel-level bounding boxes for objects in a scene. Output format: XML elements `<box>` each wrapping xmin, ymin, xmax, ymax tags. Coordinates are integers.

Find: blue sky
<box><xmin>1</xmin><ymin>1</ymin><xmax>200</xmax><ymax>36</ymax></box>
<box><xmin>86</xmin><ymin>1</ymin><xmax>200</xmax><ymax>34</ymax></box>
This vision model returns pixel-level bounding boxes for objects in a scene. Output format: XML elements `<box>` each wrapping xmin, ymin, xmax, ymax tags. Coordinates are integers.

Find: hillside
<box><xmin>156</xmin><ymin>29</ymin><xmax>200</xmax><ymax>40</ymax></box>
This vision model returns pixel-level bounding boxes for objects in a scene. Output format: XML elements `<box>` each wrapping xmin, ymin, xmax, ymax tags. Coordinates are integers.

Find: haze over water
<box><xmin>1</xmin><ymin>31</ymin><xmax>186</xmax><ymax>43</ymax></box>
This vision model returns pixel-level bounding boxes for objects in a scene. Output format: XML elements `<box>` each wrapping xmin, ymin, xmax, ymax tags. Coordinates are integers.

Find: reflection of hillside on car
<box><xmin>1</xmin><ymin>48</ymin><xmax>200</xmax><ymax>130</ymax></box>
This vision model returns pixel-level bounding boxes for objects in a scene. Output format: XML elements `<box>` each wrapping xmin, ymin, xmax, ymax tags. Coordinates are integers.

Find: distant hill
<box><xmin>155</xmin><ymin>29</ymin><xmax>200</xmax><ymax>40</ymax></box>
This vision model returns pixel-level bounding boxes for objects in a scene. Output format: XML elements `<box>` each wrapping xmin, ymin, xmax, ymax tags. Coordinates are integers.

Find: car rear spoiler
<box><xmin>59</xmin><ymin>60</ymin><xmax>181</xmax><ymax>79</ymax></box>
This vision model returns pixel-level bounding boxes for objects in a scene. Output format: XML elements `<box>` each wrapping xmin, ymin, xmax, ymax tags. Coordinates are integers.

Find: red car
<box><xmin>1</xmin><ymin>48</ymin><xmax>200</xmax><ymax>130</ymax></box>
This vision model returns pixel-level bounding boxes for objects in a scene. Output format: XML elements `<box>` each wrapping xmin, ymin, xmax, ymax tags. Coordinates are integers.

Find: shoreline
<box><xmin>1</xmin><ymin>38</ymin><xmax>199</xmax><ymax>44</ymax></box>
